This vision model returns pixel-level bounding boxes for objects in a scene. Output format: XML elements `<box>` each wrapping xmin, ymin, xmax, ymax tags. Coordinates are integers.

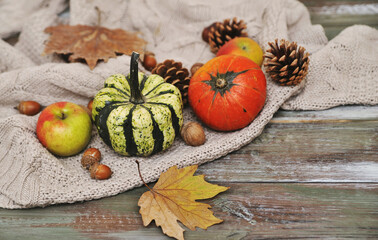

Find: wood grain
<box><xmin>272</xmin><ymin>105</ymin><xmax>378</xmax><ymax>122</ymax></box>
<box><xmin>299</xmin><ymin>0</ymin><xmax>378</xmax><ymax>39</ymax></box>
<box><xmin>0</xmin><ymin>183</ymin><xmax>377</xmax><ymax>239</ymax></box>
<box><xmin>198</xmin><ymin>106</ymin><xmax>378</xmax><ymax>183</ymax></box>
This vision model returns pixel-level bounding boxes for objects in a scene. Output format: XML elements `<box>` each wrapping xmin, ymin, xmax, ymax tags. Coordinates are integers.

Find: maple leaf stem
<box><xmin>95</xmin><ymin>6</ymin><xmax>101</xmax><ymax>27</ymax></box>
<box><xmin>136</xmin><ymin>160</ymin><xmax>153</xmax><ymax>191</ymax></box>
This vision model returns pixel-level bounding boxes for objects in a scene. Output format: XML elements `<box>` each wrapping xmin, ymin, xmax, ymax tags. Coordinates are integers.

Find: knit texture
<box><xmin>0</xmin><ymin>0</ymin><xmax>377</xmax><ymax>209</ymax></box>
<box><xmin>0</xmin><ymin>0</ymin><xmax>66</xmax><ymax>39</ymax></box>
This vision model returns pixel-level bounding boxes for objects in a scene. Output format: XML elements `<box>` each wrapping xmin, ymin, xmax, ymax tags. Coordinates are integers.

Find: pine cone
<box><xmin>203</xmin><ymin>17</ymin><xmax>247</xmax><ymax>53</ymax></box>
<box><xmin>264</xmin><ymin>39</ymin><xmax>309</xmax><ymax>86</ymax></box>
<box><xmin>151</xmin><ymin>59</ymin><xmax>190</xmax><ymax>106</ymax></box>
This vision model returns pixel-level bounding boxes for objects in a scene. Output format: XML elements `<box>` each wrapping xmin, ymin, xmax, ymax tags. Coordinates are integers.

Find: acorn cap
<box><xmin>81</xmin><ymin>148</ymin><xmax>101</xmax><ymax>169</ymax></box>
<box><xmin>81</xmin><ymin>155</ymin><xmax>99</xmax><ymax>169</ymax></box>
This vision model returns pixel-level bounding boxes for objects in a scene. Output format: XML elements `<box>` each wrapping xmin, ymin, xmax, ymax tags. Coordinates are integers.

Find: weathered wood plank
<box><xmin>0</xmin><ymin>183</ymin><xmax>377</xmax><ymax>239</ymax></box>
<box><xmin>299</xmin><ymin>0</ymin><xmax>378</xmax><ymax>39</ymax></box>
<box><xmin>300</xmin><ymin>0</ymin><xmax>378</xmax><ymax>8</ymax></box>
<box><xmin>273</xmin><ymin>105</ymin><xmax>378</xmax><ymax>122</ymax></box>
<box><xmin>197</xmin><ymin>107</ymin><xmax>378</xmax><ymax>182</ymax></box>
<box><xmin>215</xmin><ymin>183</ymin><xmax>378</xmax><ymax>239</ymax></box>
<box><xmin>310</xmin><ymin>14</ymin><xmax>378</xmax><ymax>28</ymax></box>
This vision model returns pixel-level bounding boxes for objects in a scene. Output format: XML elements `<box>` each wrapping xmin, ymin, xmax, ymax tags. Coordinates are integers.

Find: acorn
<box><xmin>87</xmin><ymin>99</ymin><xmax>93</xmax><ymax>112</ymax></box>
<box><xmin>143</xmin><ymin>52</ymin><xmax>157</xmax><ymax>71</ymax></box>
<box><xmin>81</xmin><ymin>148</ymin><xmax>101</xmax><ymax>169</ymax></box>
<box><xmin>15</xmin><ymin>101</ymin><xmax>42</xmax><ymax>116</ymax></box>
<box><xmin>90</xmin><ymin>162</ymin><xmax>112</xmax><ymax>180</ymax></box>
<box><xmin>190</xmin><ymin>63</ymin><xmax>204</xmax><ymax>76</ymax></box>
<box><xmin>181</xmin><ymin>122</ymin><xmax>206</xmax><ymax>146</ymax></box>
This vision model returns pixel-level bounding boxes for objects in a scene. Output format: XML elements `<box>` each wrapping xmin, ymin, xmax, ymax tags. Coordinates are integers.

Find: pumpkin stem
<box><xmin>129</xmin><ymin>52</ymin><xmax>145</xmax><ymax>104</ymax></box>
<box><xmin>215</xmin><ymin>78</ymin><xmax>227</xmax><ymax>89</ymax></box>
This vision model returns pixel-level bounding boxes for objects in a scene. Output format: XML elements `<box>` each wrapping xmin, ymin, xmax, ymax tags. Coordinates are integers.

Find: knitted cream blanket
<box><xmin>0</xmin><ymin>0</ymin><xmax>377</xmax><ymax>209</ymax></box>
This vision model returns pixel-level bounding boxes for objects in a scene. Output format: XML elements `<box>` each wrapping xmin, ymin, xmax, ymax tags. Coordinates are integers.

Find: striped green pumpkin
<box><xmin>92</xmin><ymin>52</ymin><xmax>183</xmax><ymax>156</ymax></box>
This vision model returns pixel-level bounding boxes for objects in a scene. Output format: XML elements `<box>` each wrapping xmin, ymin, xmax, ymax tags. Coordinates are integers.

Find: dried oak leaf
<box><xmin>43</xmin><ymin>24</ymin><xmax>147</xmax><ymax>70</ymax></box>
<box><xmin>138</xmin><ymin>164</ymin><xmax>229</xmax><ymax>240</ymax></box>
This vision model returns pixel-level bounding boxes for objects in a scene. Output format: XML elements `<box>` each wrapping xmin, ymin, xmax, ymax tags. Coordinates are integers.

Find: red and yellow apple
<box><xmin>216</xmin><ymin>37</ymin><xmax>264</xmax><ymax>66</ymax></box>
<box><xmin>36</xmin><ymin>102</ymin><xmax>92</xmax><ymax>157</ymax></box>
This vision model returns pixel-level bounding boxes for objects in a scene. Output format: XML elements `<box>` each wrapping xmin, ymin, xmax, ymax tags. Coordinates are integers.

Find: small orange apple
<box><xmin>216</xmin><ymin>37</ymin><xmax>264</xmax><ymax>66</ymax></box>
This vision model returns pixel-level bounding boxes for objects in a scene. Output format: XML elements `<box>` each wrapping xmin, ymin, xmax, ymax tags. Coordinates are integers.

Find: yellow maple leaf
<box><xmin>137</xmin><ymin>164</ymin><xmax>229</xmax><ymax>240</ymax></box>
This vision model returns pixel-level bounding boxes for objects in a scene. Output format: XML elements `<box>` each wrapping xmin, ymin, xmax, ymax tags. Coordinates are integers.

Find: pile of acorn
<box><xmin>81</xmin><ymin>148</ymin><xmax>112</xmax><ymax>180</ymax></box>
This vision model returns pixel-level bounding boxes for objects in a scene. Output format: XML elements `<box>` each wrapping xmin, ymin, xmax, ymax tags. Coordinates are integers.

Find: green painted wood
<box><xmin>300</xmin><ymin>0</ymin><xmax>378</xmax><ymax>8</ymax></box>
<box><xmin>299</xmin><ymin>0</ymin><xmax>378</xmax><ymax>39</ymax></box>
<box><xmin>273</xmin><ymin>105</ymin><xmax>378</xmax><ymax>122</ymax></box>
<box><xmin>311</xmin><ymin>14</ymin><xmax>378</xmax><ymax>39</ymax></box>
<box><xmin>198</xmin><ymin>106</ymin><xmax>378</xmax><ymax>183</ymax></box>
<box><xmin>1</xmin><ymin>183</ymin><xmax>377</xmax><ymax>239</ymax></box>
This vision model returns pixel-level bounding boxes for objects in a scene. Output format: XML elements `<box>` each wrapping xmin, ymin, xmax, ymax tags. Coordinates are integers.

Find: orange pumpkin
<box><xmin>188</xmin><ymin>55</ymin><xmax>266</xmax><ymax>131</ymax></box>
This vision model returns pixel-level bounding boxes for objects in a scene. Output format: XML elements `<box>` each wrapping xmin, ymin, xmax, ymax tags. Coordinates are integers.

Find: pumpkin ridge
<box><xmin>224</xmin><ymin>55</ymin><xmax>237</xmax><ymax>73</ymax></box>
<box><xmin>144</xmin><ymin>81</ymin><xmax>165</xmax><ymax>97</ymax></box>
<box><xmin>140</xmin><ymin>105</ymin><xmax>164</xmax><ymax>154</ymax></box>
<box><xmin>211</xmin><ymin>90</ymin><xmax>219</xmax><ymax>104</ymax></box>
<box><xmin>225</xmin><ymin>91</ymin><xmax>254</xmax><ymax>119</ymax></box>
<box><xmin>237</xmin><ymin>84</ymin><xmax>266</xmax><ymax>100</ymax></box>
<box><xmin>104</xmin><ymin>85</ymin><xmax>130</xmax><ymax>97</ymax></box>
<box><xmin>205</xmin><ymin>94</ymin><xmax>215</xmax><ymax>127</ymax></box>
<box><xmin>106</xmin><ymin>104</ymin><xmax>134</xmax><ymax>155</ymax></box>
<box><xmin>189</xmin><ymin>88</ymin><xmax>213</xmax><ymax>110</ymax></box>
<box><xmin>123</xmin><ymin>105</ymin><xmax>138</xmax><ymax>156</ymax></box>
<box><xmin>188</xmin><ymin>80</ymin><xmax>203</xmax><ymax>86</ymax></box>
<box><xmin>219</xmin><ymin>94</ymin><xmax>233</xmax><ymax>130</ymax></box>
<box><xmin>146</xmin><ymin>90</ymin><xmax>175</xmax><ymax>99</ymax></box>
<box><xmin>96</xmin><ymin>102</ymin><xmax>125</xmax><ymax>147</ymax></box>
<box><xmin>143</xmin><ymin>103</ymin><xmax>174</xmax><ymax>151</ymax></box>
<box><xmin>105</xmin><ymin>74</ymin><xmax>131</xmax><ymax>94</ymax></box>
<box><xmin>148</xmin><ymin>102</ymin><xmax>181</xmax><ymax>137</ymax></box>
<box><xmin>223</xmin><ymin>70</ymin><xmax>248</xmax><ymax>84</ymax></box>
<box><xmin>94</xmin><ymin>89</ymin><xmax>126</xmax><ymax>103</ymax></box>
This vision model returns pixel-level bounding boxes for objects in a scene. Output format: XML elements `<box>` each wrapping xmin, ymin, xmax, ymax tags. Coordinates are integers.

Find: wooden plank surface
<box><xmin>0</xmin><ymin>183</ymin><xmax>377</xmax><ymax>239</ymax></box>
<box><xmin>198</xmin><ymin>106</ymin><xmax>378</xmax><ymax>183</ymax></box>
<box><xmin>301</xmin><ymin>0</ymin><xmax>378</xmax><ymax>39</ymax></box>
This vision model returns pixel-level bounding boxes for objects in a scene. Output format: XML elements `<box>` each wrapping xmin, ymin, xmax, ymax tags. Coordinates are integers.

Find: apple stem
<box><xmin>60</xmin><ymin>112</ymin><xmax>66</xmax><ymax>120</ymax></box>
